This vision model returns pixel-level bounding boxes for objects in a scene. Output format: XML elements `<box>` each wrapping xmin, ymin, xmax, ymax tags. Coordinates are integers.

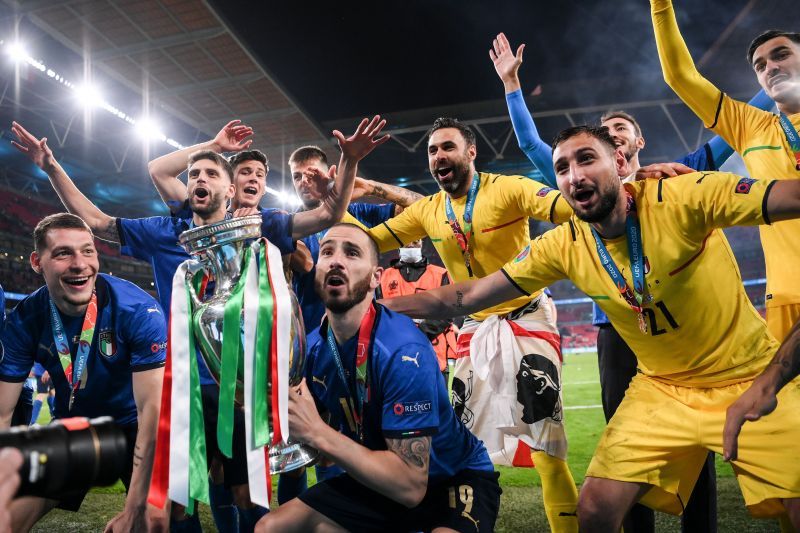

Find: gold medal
<box><xmin>638</xmin><ymin>312</ymin><xmax>648</xmax><ymax>334</ymax></box>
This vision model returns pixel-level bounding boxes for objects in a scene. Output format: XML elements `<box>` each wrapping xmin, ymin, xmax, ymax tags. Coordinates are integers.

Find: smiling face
<box><xmin>553</xmin><ymin>132</ymin><xmax>626</xmax><ymax>223</ymax></box>
<box><xmin>752</xmin><ymin>36</ymin><xmax>800</xmax><ymax>108</ymax></box>
<box><xmin>232</xmin><ymin>159</ymin><xmax>267</xmax><ymax>209</ymax></box>
<box><xmin>31</xmin><ymin>228</ymin><xmax>99</xmax><ymax>315</ymax></box>
<box><xmin>186</xmin><ymin>158</ymin><xmax>234</xmax><ymax>219</ymax></box>
<box><xmin>314</xmin><ymin>225</ymin><xmax>381</xmax><ymax>315</ymax></box>
<box><xmin>601</xmin><ymin>116</ymin><xmax>644</xmax><ymax>164</ymax></box>
<box><xmin>427</xmin><ymin>128</ymin><xmax>476</xmax><ymax>197</ymax></box>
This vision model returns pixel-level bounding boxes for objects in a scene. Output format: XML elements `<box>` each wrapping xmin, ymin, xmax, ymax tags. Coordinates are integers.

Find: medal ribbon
<box><xmin>49</xmin><ymin>291</ymin><xmax>98</xmax><ymax>410</ymax></box>
<box><xmin>591</xmin><ymin>193</ymin><xmax>650</xmax><ymax>333</ymax></box>
<box><xmin>325</xmin><ymin>303</ymin><xmax>377</xmax><ymax>443</ymax></box>
<box><xmin>444</xmin><ymin>174</ymin><xmax>480</xmax><ymax>277</ymax></box>
<box><xmin>778</xmin><ymin>112</ymin><xmax>800</xmax><ymax>171</ymax></box>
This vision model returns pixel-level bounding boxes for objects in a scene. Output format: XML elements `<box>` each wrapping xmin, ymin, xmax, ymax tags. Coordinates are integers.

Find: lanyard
<box><xmin>325</xmin><ymin>303</ymin><xmax>377</xmax><ymax>443</ymax></box>
<box><xmin>49</xmin><ymin>291</ymin><xmax>98</xmax><ymax>409</ymax></box>
<box><xmin>778</xmin><ymin>112</ymin><xmax>800</xmax><ymax>171</ymax></box>
<box><xmin>444</xmin><ymin>174</ymin><xmax>480</xmax><ymax>277</ymax></box>
<box><xmin>591</xmin><ymin>193</ymin><xmax>652</xmax><ymax>334</ymax></box>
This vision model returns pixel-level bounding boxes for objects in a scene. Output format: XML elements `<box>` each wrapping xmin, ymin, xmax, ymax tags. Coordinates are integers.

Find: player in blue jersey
<box><xmin>0</xmin><ymin>213</ymin><xmax>167</xmax><ymax>532</ymax></box>
<box><xmin>10</xmin><ymin>117</ymin><xmax>389</xmax><ymax>532</ymax></box>
<box><xmin>490</xmin><ymin>31</ymin><xmax>775</xmax><ymax>533</ymax></box>
<box><xmin>256</xmin><ymin>223</ymin><xmax>499</xmax><ymax>532</ymax></box>
<box><xmin>276</xmin><ymin>144</ymin><xmax>425</xmax><ymax>504</ymax></box>
<box><xmin>1</xmin><ymin>285</ymin><xmax>35</xmax><ymax>429</ymax></box>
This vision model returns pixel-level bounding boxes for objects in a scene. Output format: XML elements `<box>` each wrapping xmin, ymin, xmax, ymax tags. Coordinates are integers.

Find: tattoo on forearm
<box><xmin>455</xmin><ymin>291</ymin><xmax>464</xmax><ymax>310</ymax></box>
<box><xmin>97</xmin><ymin>218</ymin><xmax>120</xmax><ymax>243</ymax></box>
<box><xmin>133</xmin><ymin>443</ymin><xmax>144</xmax><ymax>468</ymax></box>
<box><xmin>370</xmin><ymin>182</ymin><xmax>423</xmax><ymax>207</ymax></box>
<box><xmin>770</xmin><ymin>320</ymin><xmax>800</xmax><ymax>387</ymax></box>
<box><xmin>388</xmin><ymin>436</ymin><xmax>431</xmax><ymax>471</ymax></box>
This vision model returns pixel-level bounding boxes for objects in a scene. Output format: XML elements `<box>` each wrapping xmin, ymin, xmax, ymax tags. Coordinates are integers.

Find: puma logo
<box><xmin>401</xmin><ymin>353</ymin><xmax>420</xmax><ymax>367</ymax></box>
<box><xmin>312</xmin><ymin>375</ymin><xmax>328</xmax><ymax>391</ymax></box>
<box><xmin>462</xmin><ymin>511</ymin><xmax>480</xmax><ymax>530</ymax></box>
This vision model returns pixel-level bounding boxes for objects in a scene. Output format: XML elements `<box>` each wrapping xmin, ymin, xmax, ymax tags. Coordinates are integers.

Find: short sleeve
<box><xmin>496</xmin><ymin>175</ymin><xmax>572</xmax><ymax>224</ymax></box>
<box><xmin>367</xmin><ymin>199</ymin><xmax>428</xmax><ymax>254</ymax></box>
<box><xmin>125</xmin><ymin>300</ymin><xmax>167</xmax><ymax>371</ymax></box>
<box><xmin>379</xmin><ymin>342</ymin><xmax>440</xmax><ymax>438</ymax></box>
<box><xmin>117</xmin><ymin>217</ymin><xmax>164</xmax><ymax>261</ymax></box>
<box><xmin>657</xmin><ymin>172</ymin><xmax>776</xmax><ymax>231</ymax></box>
<box><xmin>0</xmin><ymin>307</ymin><xmax>36</xmax><ymax>382</ymax></box>
<box><xmin>348</xmin><ymin>203</ymin><xmax>395</xmax><ymax>228</ymax></box>
<box><xmin>500</xmin><ymin>225</ymin><xmax>570</xmax><ymax>297</ymax></box>
<box><xmin>260</xmin><ymin>209</ymin><xmax>296</xmax><ymax>254</ymax></box>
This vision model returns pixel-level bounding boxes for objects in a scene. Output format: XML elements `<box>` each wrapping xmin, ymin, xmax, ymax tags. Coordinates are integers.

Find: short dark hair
<box><xmin>552</xmin><ymin>125</ymin><xmax>617</xmax><ymax>155</ymax></box>
<box><xmin>747</xmin><ymin>30</ymin><xmax>800</xmax><ymax>64</ymax></box>
<box><xmin>289</xmin><ymin>145</ymin><xmax>328</xmax><ymax>167</ymax></box>
<box><xmin>600</xmin><ymin>110</ymin><xmax>642</xmax><ymax>138</ymax></box>
<box><xmin>323</xmin><ymin>222</ymin><xmax>380</xmax><ymax>264</ymax></box>
<box><xmin>228</xmin><ymin>150</ymin><xmax>268</xmax><ymax>173</ymax></box>
<box><xmin>33</xmin><ymin>213</ymin><xmax>93</xmax><ymax>252</ymax></box>
<box><xmin>188</xmin><ymin>150</ymin><xmax>233</xmax><ymax>182</ymax></box>
<box><xmin>427</xmin><ymin>117</ymin><xmax>476</xmax><ymax>147</ymax></box>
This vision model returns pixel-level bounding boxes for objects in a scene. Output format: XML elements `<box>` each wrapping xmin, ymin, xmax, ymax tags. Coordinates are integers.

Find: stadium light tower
<box><xmin>134</xmin><ymin>117</ymin><xmax>167</xmax><ymax>142</ymax></box>
<box><xmin>73</xmin><ymin>83</ymin><xmax>103</xmax><ymax>109</ymax></box>
<box><xmin>4</xmin><ymin>41</ymin><xmax>28</xmax><ymax>63</ymax></box>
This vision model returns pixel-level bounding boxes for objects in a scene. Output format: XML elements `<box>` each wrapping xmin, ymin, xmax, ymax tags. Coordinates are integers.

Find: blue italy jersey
<box><xmin>591</xmin><ymin>146</ymin><xmax>716</xmax><ymax>326</ymax></box>
<box><xmin>294</xmin><ymin>203</ymin><xmax>394</xmax><ymax>331</ymax></box>
<box><xmin>305</xmin><ymin>305</ymin><xmax>493</xmax><ymax>480</ymax></box>
<box><xmin>0</xmin><ymin>274</ymin><xmax>166</xmax><ymax>424</ymax></box>
<box><xmin>117</xmin><ymin>208</ymin><xmax>295</xmax><ymax>384</ymax></box>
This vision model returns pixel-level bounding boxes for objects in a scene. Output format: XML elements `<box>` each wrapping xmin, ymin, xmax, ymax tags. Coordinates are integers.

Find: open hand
<box><xmin>490</xmin><ymin>32</ymin><xmax>525</xmax><ymax>88</ymax></box>
<box><xmin>334</xmin><ymin>115</ymin><xmax>390</xmax><ymax>162</ymax></box>
<box><xmin>11</xmin><ymin>122</ymin><xmax>56</xmax><ymax>173</ymax></box>
<box><xmin>722</xmin><ymin>377</ymin><xmax>778</xmax><ymax>462</ymax></box>
<box><xmin>304</xmin><ymin>165</ymin><xmax>337</xmax><ymax>198</ymax></box>
<box><xmin>635</xmin><ymin>162</ymin><xmax>695</xmax><ymax>181</ymax></box>
<box><xmin>213</xmin><ymin>120</ymin><xmax>254</xmax><ymax>153</ymax></box>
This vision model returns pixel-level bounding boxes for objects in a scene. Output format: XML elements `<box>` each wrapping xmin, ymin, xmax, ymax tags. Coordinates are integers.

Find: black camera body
<box><xmin>0</xmin><ymin>417</ymin><xmax>128</xmax><ymax>499</ymax></box>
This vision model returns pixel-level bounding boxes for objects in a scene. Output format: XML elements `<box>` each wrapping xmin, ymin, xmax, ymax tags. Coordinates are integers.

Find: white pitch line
<box><xmin>563</xmin><ymin>404</ymin><xmax>603</xmax><ymax>410</ymax></box>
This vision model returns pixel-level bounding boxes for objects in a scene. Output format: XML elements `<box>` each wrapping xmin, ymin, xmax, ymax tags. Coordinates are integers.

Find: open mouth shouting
<box><xmin>571</xmin><ymin>187</ymin><xmax>596</xmax><ymax>210</ymax></box>
<box><xmin>193</xmin><ymin>186</ymin><xmax>209</xmax><ymax>200</ymax></box>
<box><xmin>242</xmin><ymin>185</ymin><xmax>259</xmax><ymax>196</ymax></box>
<box><xmin>435</xmin><ymin>166</ymin><xmax>454</xmax><ymax>182</ymax></box>
<box><xmin>324</xmin><ymin>270</ymin><xmax>348</xmax><ymax>292</ymax></box>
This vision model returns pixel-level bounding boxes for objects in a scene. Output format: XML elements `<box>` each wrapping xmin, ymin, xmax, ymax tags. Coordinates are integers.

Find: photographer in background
<box><xmin>0</xmin><ymin>214</ymin><xmax>167</xmax><ymax>532</ymax></box>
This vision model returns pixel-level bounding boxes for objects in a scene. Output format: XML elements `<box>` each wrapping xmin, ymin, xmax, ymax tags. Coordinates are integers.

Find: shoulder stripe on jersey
<box><xmin>657</xmin><ymin>179</ymin><xmax>664</xmax><ymax>203</ymax></box>
<box><xmin>500</xmin><ymin>268</ymin><xmax>530</xmax><ymax>296</ymax></box>
<box><xmin>710</xmin><ymin>92</ymin><xmax>724</xmax><ymax>129</ymax></box>
<box><xmin>549</xmin><ymin>193</ymin><xmax>562</xmax><ymax>223</ymax></box>
<box><xmin>383</xmin><ymin>222</ymin><xmax>404</xmax><ymax>247</ymax></box>
<box><xmin>762</xmin><ymin>180</ymin><xmax>777</xmax><ymax>225</ymax></box>
<box><xmin>493</xmin><ymin>175</ymin><xmax>501</xmax><ymax>183</ymax></box>
<box><xmin>115</xmin><ymin>218</ymin><xmax>127</xmax><ymax>246</ymax></box>
<box><xmin>568</xmin><ymin>220</ymin><xmax>576</xmax><ymax>241</ymax></box>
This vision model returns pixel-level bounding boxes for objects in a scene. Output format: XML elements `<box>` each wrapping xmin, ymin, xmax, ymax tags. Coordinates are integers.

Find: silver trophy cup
<box><xmin>179</xmin><ymin>215</ymin><xmax>318</xmax><ymax>474</ymax></box>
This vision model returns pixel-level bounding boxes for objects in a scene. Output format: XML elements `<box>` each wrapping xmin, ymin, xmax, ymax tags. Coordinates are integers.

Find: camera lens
<box><xmin>0</xmin><ymin>416</ymin><xmax>128</xmax><ymax>499</ymax></box>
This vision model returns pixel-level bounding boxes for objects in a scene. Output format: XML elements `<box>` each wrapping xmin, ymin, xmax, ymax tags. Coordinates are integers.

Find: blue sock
<box><xmin>46</xmin><ymin>395</ymin><xmax>55</xmax><ymax>417</ymax></box>
<box><xmin>209</xmin><ymin>482</ymin><xmax>238</xmax><ymax>533</ymax></box>
<box><xmin>170</xmin><ymin>512</ymin><xmax>202</xmax><ymax>533</ymax></box>
<box><xmin>30</xmin><ymin>399</ymin><xmax>42</xmax><ymax>425</ymax></box>
<box><xmin>278</xmin><ymin>469</ymin><xmax>308</xmax><ymax>504</ymax></box>
<box><xmin>315</xmin><ymin>463</ymin><xmax>343</xmax><ymax>482</ymax></box>
<box><xmin>236</xmin><ymin>505</ymin><xmax>268</xmax><ymax>533</ymax></box>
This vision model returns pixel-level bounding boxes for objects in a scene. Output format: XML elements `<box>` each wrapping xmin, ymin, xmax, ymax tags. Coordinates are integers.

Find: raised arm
<box><xmin>10</xmin><ymin>122</ymin><xmax>119</xmax><ymax>242</ymax></box>
<box><xmin>379</xmin><ymin>269</ymin><xmax>524</xmax><ymax>320</ymax></box>
<box><xmin>148</xmin><ymin>120</ymin><xmax>253</xmax><ymax>212</ymax></box>
<box><xmin>288</xmin><ymin>379</ymin><xmax>429</xmax><ymax>507</ymax></box>
<box><xmin>490</xmin><ymin>32</ymin><xmax>557</xmax><ymax>188</ymax></box>
<box><xmin>350</xmin><ymin>177</ymin><xmax>423</xmax><ymax>215</ymax></box>
<box><xmin>292</xmin><ymin>116</ymin><xmax>390</xmax><ymax>239</ymax></box>
<box><xmin>651</xmin><ymin>0</ymin><xmax>725</xmax><ymax>125</ymax></box>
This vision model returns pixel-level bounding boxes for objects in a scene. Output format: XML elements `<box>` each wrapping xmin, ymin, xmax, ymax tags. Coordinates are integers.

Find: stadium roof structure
<box><xmin>0</xmin><ymin>0</ymin><xmax>797</xmax><ymax>214</ymax></box>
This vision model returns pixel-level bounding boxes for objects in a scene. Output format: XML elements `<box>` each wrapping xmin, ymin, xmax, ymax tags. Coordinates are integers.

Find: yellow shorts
<box><xmin>586</xmin><ymin>374</ymin><xmax>800</xmax><ymax>518</ymax></box>
<box><xmin>766</xmin><ymin>303</ymin><xmax>800</xmax><ymax>342</ymax></box>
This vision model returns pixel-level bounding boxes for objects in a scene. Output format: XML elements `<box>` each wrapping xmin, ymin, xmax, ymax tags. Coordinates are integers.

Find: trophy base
<box><xmin>269</xmin><ymin>440</ymin><xmax>319</xmax><ymax>475</ymax></box>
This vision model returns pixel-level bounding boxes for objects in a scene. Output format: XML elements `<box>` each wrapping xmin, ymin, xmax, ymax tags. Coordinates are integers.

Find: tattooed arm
<box><xmin>723</xmin><ymin>318</ymin><xmax>800</xmax><ymax>462</ymax></box>
<box><xmin>351</xmin><ymin>177</ymin><xmax>424</xmax><ymax>214</ymax></box>
<box><xmin>289</xmin><ymin>379</ymin><xmax>430</xmax><ymax>507</ymax></box>
<box><xmin>379</xmin><ymin>269</ymin><xmax>525</xmax><ymax>319</ymax></box>
<box><xmin>10</xmin><ymin>122</ymin><xmax>120</xmax><ymax>243</ymax></box>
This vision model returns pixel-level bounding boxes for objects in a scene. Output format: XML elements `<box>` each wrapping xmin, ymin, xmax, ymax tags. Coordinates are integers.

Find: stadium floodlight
<box><xmin>5</xmin><ymin>41</ymin><xmax>28</xmax><ymax>63</ymax></box>
<box><xmin>73</xmin><ymin>83</ymin><xmax>103</xmax><ymax>109</ymax></box>
<box><xmin>134</xmin><ymin>117</ymin><xmax>167</xmax><ymax>142</ymax></box>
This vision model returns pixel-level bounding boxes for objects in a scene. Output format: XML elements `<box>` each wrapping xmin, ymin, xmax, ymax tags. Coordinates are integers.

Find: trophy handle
<box><xmin>184</xmin><ymin>260</ymin><xmax>204</xmax><ymax>309</ymax></box>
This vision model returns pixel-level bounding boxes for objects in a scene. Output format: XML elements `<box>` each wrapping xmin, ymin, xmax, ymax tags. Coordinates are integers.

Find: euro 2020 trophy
<box><xmin>179</xmin><ymin>214</ymin><xmax>317</xmax><ymax>474</ymax></box>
